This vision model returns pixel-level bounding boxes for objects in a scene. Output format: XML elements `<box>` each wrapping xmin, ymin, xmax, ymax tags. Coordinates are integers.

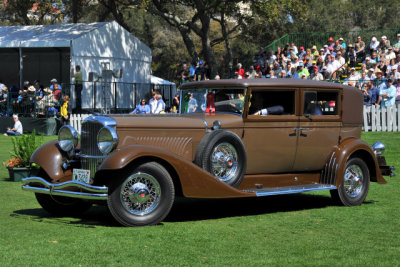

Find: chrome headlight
<box><xmin>97</xmin><ymin>126</ymin><xmax>118</xmax><ymax>154</ymax></box>
<box><xmin>372</xmin><ymin>142</ymin><xmax>385</xmax><ymax>155</ymax></box>
<box><xmin>58</xmin><ymin>125</ymin><xmax>79</xmax><ymax>152</ymax></box>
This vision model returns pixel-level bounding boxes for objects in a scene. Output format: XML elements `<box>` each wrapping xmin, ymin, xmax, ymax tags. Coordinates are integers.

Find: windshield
<box><xmin>180</xmin><ymin>88</ymin><xmax>245</xmax><ymax>115</ymax></box>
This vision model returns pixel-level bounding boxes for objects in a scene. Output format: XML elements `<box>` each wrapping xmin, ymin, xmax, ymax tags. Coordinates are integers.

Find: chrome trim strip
<box><xmin>21</xmin><ymin>177</ymin><xmax>108</xmax><ymax>200</ymax></box>
<box><xmin>243</xmin><ymin>184</ymin><xmax>337</xmax><ymax>197</ymax></box>
<box><xmin>78</xmin><ymin>154</ymin><xmax>107</xmax><ymax>159</ymax></box>
<box><xmin>185</xmin><ymin>114</ymin><xmax>209</xmax><ymax>132</ymax></box>
<box><xmin>330</xmin><ymin>158</ymin><xmax>336</xmax><ymax>185</ymax></box>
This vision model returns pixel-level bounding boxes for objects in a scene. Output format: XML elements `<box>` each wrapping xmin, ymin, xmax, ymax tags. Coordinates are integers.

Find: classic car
<box><xmin>22</xmin><ymin>79</ymin><xmax>395</xmax><ymax>226</ymax></box>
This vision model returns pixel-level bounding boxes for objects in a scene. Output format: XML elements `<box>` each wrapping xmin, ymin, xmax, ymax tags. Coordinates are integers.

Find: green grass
<box><xmin>0</xmin><ymin>133</ymin><xmax>399</xmax><ymax>266</ymax></box>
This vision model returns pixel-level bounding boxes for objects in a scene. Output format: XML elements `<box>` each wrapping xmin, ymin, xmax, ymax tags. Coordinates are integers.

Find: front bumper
<box><xmin>377</xmin><ymin>156</ymin><xmax>396</xmax><ymax>177</ymax></box>
<box><xmin>21</xmin><ymin>177</ymin><xmax>108</xmax><ymax>200</ymax></box>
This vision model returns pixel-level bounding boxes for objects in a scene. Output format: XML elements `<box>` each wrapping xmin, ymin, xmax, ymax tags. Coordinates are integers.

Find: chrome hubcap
<box><xmin>343</xmin><ymin>164</ymin><xmax>364</xmax><ymax>198</ymax></box>
<box><xmin>120</xmin><ymin>173</ymin><xmax>161</xmax><ymax>216</ymax></box>
<box><xmin>211</xmin><ymin>142</ymin><xmax>238</xmax><ymax>182</ymax></box>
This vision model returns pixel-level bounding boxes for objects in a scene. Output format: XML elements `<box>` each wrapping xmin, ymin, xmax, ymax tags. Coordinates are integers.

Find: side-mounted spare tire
<box><xmin>195</xmin><ymin>130</ymin><xmax>247</xmax><ymax>188</ymax></box>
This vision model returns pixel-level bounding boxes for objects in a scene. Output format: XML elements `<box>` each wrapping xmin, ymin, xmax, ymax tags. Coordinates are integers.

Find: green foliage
<box><xmin>9</xmin><ymin>130</ymin><xmax>43</xmax><ymax>167</ymax></box>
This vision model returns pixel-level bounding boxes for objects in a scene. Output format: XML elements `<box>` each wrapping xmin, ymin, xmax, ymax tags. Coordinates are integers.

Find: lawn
<box><xmin>0</xmin><ymin>132</ymin><xmax>399</xmax><ymax>266</ymax></box>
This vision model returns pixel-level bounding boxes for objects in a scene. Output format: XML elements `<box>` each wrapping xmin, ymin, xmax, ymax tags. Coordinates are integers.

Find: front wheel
<box><xmin>107</xmin><ymin>162</ymin><xmax>175</xmax><ymax>227</ymax></box>
<box><xmin>330</xmin><ymin>157</ymin><xmax>370</xmax><ymax>206</ymax></box>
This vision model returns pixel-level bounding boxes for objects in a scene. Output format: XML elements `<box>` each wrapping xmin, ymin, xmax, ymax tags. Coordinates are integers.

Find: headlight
<box><xmin>58</xmin><ymin>125</ymin><xmax>79</xmax><ymax>152</ymax></box>
<box><xmin>372</xmin><ymin>142</ymin><xmax>385</xmax><ymax>155</ymax></box>
<box><xmin>97</xmin><ymin>126</ymin><xmax>118</xmax><ymax>154</ymax></box>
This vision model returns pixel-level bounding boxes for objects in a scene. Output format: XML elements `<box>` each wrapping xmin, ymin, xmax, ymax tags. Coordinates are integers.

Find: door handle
<box><xmin>299</xmin><ymin>128</ymin><xmax>308</xmax><ymax>137</ymax></box>
<box><xmin>289</xmin><ymin>128</ymin><xmax>297</xmax><ymax>136</ymax></box>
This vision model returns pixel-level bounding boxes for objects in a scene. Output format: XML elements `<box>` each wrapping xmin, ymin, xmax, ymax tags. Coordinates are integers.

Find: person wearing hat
<box><xmin>348</xmin><ymin>67</ymin><xmax>360</xmax><ymax>82</ymax></box>
<box><xmin>297</xmin><ymin>46</ymin><xmax>306</xmax><ymax>60</ymax></box>
<box><xmin>379</xmin><ymin>78</ymin><xmax>396</xmax><ymax>107</ymax></box>
<box><xmin>49</xmin><ymin>78</ymin><xmax>62</xmax><ymax>92</ymax></box>
<box><xmin>194</xmin><ymin>61</ymin><xmax>207</xmax><ymax>81</ymax></box>
<box><xmin>327</xmin><ymin>37</ymin><xmax>335</xmax><ymax>50</ymax></box>
<box><xmin>378</xmin><ymin>35</ymin><xmax>391</xmax><ymax>54</ymax></box>
<box><xmin>393</xmin><ymin>33</ymin><xmax>400</xmax><ymax>53</ymax></box>
<box><xmin>22</xmin><ymin>85</ymin><xmax>36</xmax><ymax>116</ymax></box>
<box><xmin>374</xmin><ymin>69</ymin><xmax>385</xmax><ymax>88</ymax></box>
<box><xmin>366</xmin><ymin>68</ymin><xmax>376</xmax><ymax>80</ymax></box>
<box><xmin>386</xmin><ymin>46</ymin><xmax>396</xmax><ymax>61</ymax></box>
<box><xmin>310</xmin><ymin>66</ymin><xmax>323</xmax><ymax>81</ymax></box>
<box><xmin>37</xmin><ymin>87</ymin><xmax>57</xmax><ymax>116</ymax></box>
<box><xmin>338</xmin><ymin>37</ymin><xmax>347</xmax><ymax>49</ymax></box>
<box><xmin>296</xmin><ymin>62</ymin><xmax>309</xmax><ymax>78</ymax></box>
<box><xmin>345</xmin><ymin>44</ymin><xmax>357</xmax><ymax>67</ymax></box>
<box><xmin>311</xmin><ymin>45</ymin><xmax>318</xmax><ymax>59</ymax></box>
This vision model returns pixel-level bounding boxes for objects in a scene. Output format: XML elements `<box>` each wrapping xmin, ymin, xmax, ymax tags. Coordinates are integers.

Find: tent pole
<box><xmin>19</xmin><ymin>47</ymin><xmax>23</xmax><ymax>89</ymax></box>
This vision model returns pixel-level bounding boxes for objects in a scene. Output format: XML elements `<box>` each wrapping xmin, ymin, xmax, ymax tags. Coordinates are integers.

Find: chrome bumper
<box><xmin>21</xmin><ymin>177</ymin><xmax>108</xmax><ymax>200</ymax></box>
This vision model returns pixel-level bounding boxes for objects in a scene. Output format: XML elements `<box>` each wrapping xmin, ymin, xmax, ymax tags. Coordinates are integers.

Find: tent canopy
<box><xmin>0</xmin><ymin>22</ymin><xmax>109</xmax><ymax>48</ymax></box>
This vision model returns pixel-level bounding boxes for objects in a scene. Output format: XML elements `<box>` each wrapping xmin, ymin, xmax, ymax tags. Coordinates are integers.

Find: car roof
<box><xmin>180</xmin><ymin>78</ymin><xmax>355</xmax><ymax>91</ymax></box>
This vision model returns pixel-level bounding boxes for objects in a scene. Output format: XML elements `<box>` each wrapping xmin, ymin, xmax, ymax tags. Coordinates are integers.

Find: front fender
<box><xmin>331</xmin><ymin>138</ymin><xmax>386</xmax><ymax>187</ymax></box>
<box><xmin>98</xmin><ymin>145</ymin><xmax>255</xmax><ymax>199</ymax></box>
<box><xmin>30</xmin><ymin>140</ymin><xmax>72</xmax><ymax>182</ymax></box>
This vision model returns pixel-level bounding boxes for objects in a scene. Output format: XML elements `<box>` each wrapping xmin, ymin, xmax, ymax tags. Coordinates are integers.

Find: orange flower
<box><xmin>3</xmin><ymin>158</ymin><xmax>23</xmax><ymax>168</ymax></box>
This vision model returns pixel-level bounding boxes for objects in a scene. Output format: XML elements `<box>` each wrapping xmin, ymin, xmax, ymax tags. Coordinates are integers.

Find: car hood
<box><xmin>108</xmin><ymin>113</ymin><xmax>243</xmax><ymax>130</ymax></box>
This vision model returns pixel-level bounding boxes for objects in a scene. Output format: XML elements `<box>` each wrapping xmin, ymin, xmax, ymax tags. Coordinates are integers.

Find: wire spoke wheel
<box><xmin>120</xmin><ymin>173</ymin><xmax>161</xmax><ymax>216</ymax></box>
<box><xmin>210</xmin><ymin>142</ymin><xmax>239</xmax><ymax>182</ymax></box>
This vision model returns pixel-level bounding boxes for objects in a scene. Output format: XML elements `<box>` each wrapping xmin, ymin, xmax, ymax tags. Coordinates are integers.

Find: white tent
<box><xmin>0</xmin><ymin>21</ymin><xmax>152</xmax><ymax>109</ymax></box>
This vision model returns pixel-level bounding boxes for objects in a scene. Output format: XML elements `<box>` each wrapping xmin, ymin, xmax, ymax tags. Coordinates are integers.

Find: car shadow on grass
<box><xmin>12</xmin><ymin>194</ymin><xmax>375</xmax><ymax>227</ymax></box>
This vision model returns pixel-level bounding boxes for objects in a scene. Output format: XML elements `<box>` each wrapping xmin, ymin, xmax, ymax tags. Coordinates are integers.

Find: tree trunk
<box><xmin>220</xmin><ymin>13</ymin><xmax>233</xmax><ymax>78</ymax></box>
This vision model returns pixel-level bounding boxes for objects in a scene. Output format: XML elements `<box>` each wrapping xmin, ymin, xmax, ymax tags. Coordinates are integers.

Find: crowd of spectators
<box><xmin>0</xmin><ymin>79</ymin><xmax>63</xmax><ymax>118</ymax></box>
<box><xmin>179</xmin><ymin>34</ymin><xmax>400</xmax><ymax>107</ymax></box>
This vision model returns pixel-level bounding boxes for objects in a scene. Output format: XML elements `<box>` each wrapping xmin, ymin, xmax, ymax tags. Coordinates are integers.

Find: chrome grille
<box><xmin>79</xmin><ymin>115</ymin><xmax>117</xmax><ymax>178</ymax></box>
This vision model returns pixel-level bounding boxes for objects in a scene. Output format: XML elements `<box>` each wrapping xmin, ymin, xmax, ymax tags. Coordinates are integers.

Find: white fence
<box><xmin>70</xmin><ymin>114</ymin><xmax>90</xmax><ymax>133</ymax></box>
<box><xmin>70</xmin><ymin>106</ymin><xmax>400</xmax><ymax>133</ymax></box>
<box><xmin>363</xmin><ymin>105</ymin><xmax>400</xmax><ymax>132</ymax></box>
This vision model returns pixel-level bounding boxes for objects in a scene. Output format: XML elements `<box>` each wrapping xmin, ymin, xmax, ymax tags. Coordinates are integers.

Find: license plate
<box><xmin>72</xmin><ymin>169</ymin><xmax>91</xmax><ymax>184</ymax></box>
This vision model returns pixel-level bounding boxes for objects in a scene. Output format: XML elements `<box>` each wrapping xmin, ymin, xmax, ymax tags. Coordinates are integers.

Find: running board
<box><xmin>242</xmin><ymin>184</ymin><xmax>337</xmax><ymax>197</ymax></box>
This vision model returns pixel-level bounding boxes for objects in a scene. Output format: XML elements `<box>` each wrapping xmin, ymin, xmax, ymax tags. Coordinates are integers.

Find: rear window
<box><xmin>303</xmin><ymin>91</ymin><xmax>338</xmax><ymax>116</ymax></box>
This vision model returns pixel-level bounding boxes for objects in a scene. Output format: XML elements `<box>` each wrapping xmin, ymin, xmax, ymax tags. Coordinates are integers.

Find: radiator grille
<box><xmin>80</xmin><ymin>116</ymin><xmax>116</xmax><ymax>178</ymax></box>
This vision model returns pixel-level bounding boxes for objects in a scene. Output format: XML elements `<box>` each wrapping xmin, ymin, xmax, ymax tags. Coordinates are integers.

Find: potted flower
<box><xmin>3</xmin><ymin>130</ymin><xmax>43</xmax><ymax>182</ymax></box>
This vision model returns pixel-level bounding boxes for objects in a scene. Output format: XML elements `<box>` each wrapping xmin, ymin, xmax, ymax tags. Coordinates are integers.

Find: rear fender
<box><xmin>324</xmin><ymin>138</ymin><xmax>386</xmax><ymax>187</ymax></box>
<box><xmin>98</xmin><ymin>145</ymin><xmax>254</xmax><ymax>198</ymax></box>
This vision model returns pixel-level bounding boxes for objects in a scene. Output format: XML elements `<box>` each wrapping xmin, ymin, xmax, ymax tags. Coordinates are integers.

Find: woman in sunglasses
<box><xmin>131</xmin><ymin>98</ymin><xmax>150</xmax><ymax>114</ymax></box>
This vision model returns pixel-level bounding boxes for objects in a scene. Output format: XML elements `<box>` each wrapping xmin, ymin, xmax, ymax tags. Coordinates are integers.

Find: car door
<box><xmin>242</xmin><ymin>87</ymin><xmax>299</xmax><ymax>174</ymax></box>
<box><xmin>292</xmin><ymin>88</ymin><xmax>342</xmax><ymax>172</ymax></box>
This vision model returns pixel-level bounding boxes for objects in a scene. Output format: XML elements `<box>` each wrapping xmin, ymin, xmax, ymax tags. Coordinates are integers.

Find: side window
<box><xmin>303</xmin><ymin>91</ymin><xmax>338</xmax><ymax>116</ymax></box>
<box><xmin>249</xmin><ymin>90</ymin><xmax>296</xmax><ymax>116</ymax></box>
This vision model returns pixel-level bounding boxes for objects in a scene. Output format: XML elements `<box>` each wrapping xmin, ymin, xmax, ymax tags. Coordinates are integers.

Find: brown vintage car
<box><xmin>22</xmin><ymin>79</ymin><xmax>395</xmax><ymax>226</ymax></box>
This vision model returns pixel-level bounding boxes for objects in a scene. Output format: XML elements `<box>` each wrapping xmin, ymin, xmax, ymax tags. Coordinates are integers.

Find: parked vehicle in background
<box><xmin>22</xmin><ymin>79</ymin><xmax>395</xmax><ymax>226</ymax></box>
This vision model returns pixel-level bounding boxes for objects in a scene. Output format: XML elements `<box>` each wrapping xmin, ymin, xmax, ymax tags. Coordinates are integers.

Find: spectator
<box><xmin>172</xmin><ymin>93</ymin><xmax>180</xmax><ymax>113</ymax></box>
<box><xmin>0</xmin><ymin>86</ymin><xmax>8</xmax><ymax>115</ymax></box>
<box><xmin>348</xmin><ymin>67</ymin><xmax>361</xmax><ymax>82</ymax></box>
<box><xmin>290</xmin><ymin>43</ymin><xmax>298</xmax><ymax>54</ymax></box>
<box><xmin>60</xmin><ymin>95</ymin><xmax>72</xmax><ymax>125</ymax></box>
<box><xmin>289</xmin><ymin>67</ymin><xmax>300</xmax><ymax>79</ymax></box>
<box><xmin>311</xmin><ymin>45</ymin><xmax>318</xmax><ymax>59</ymax></box>
<box><xmin>395</xmin><ymin>79</ymin><xmax>400</xmax><ymax>106</ymax></box>
<box><xmin>187</xmin><ymin>93</ymin><xmax>198</xmax><ymax>112</ymax></box>
<box><xmin>214</xmin><ymin>75</ymin><xmax>221</xmax><ymax>80</ymax></box>
<box><xmin>355</xmin><ymin>36</ymin><xmax>366</xmax><ymax>58</ymax></box>
<box><xmin>194</xmin><ymin>61</ymin><xmax>207</xmax><ymax>81</ymax></box>
<box><xmin>189</xmin><ymin>62</ymin><xmax>196</xmax><ymax>80</ymax></box>
<box><xmin>393</xmin><ymin>33</ymin><xmax>400</xmax><ymax>54</ymax></box>
<box><xmin>379</xmin><ymin>78</ymin><xmax>396</xmax><ymax>107</ymax></box>
<box><xmin>236</xmin><ymin>63</ymin><xmax>245</xmax><ymax>78</ymax></box>
<box><xmin>323</xmin><ymin>45</ymin><xmax>330</xmax><ymax>56</ymax></box>
<box><xmin>33</xmin><ymin>80</ymin><xmax>43</xmax><ymax>100</ymax></box>
<box><xmin>297</xmin><ymin>62</ymin><xmax>309</xmax><ymax>78</ymax></box>
<box><xmin>149</xmin><ymin>93</ymin><xmax>158</xmax><ymax>114</ymax></box>
<box><xmin>154</xmin><ymin>94</ymin><xmax>165</xmax><ymax>114</ymax></box>
<box><xmin>327</xmin><ymin>37</ymin><xmax>335</xmax><ymax>50</ymax></box>
<box><xmin>49</xmin><ymin>78</ymin><xmax>62</xmax><ymax>91</ymax></box>
<box><xmin>248</xmin><ymin>66</ymin><xmax>256</xmax><ymax>79</ymax></box>
<box><xmin>386</xmin><ymin>47</ymin><xmax>396</xmax><ymax>61</ymax></box>
<box><xmin>367</xmin><ymin>80</ymin><xmax>381</xmax><ymax>107</ymax></box>
<box><xmin>366</xmin><ymin>68</ymin><xmax>376</xmax><ymax>81</ymax></box>
<box><xmin>321</xmin><ymin>66</ymin><xmax>330</xmax><ymax>80</ymax></box>
<box><xmin>179</xmin><ymin>64</ymin><xmax>190</xmax><ymax>83</ymax></box>
<box><xmin>345</xmin><ymin>44</ymin><xmax>357</xmax><ymax>67</ymax></box>
<box><xmin>4</xmin><ymin>114</ymin><xmax>23</xmax><ymax>136</ymax></box>
<box><xmin>311</xmin><ymin>67</ymin><xmax>323</xmax><ymax>81</ymax></box>
<box><xmin>131</xmin><ymin>98</ymin><xmax>150</xmax><ymax>114</ymax></box>
<box><xmin>369</xmin><ymin>37</ymin><xmax>380</xmax><ymax>54</ymax></box>
<box><xmin>359</xmin><ymin>71</ymin><xmax>370</xmax><ymax>85</ymax></box>
<box><xmin>72</xmin><ymin>65</ymin><xmax>83</xmax><ymax>112</ymax></box>
<box><xmin>298</xmin><ymin>46</ymin><xmax>306</xmax><ymax>60</ymax></box>
<box><xmin>338</xmin><ymin>37</ymin><xmax>347</xmax><ymax>49</ymax></box>
<box><xmin>378</xmin><ymin>35</ymin><xmax>390</xmax><ymax>54</ymax></box>
<box><xmin>359</xmin><ymin>82</ymin><xmax>371</xmax><ymax>106</ymax></box>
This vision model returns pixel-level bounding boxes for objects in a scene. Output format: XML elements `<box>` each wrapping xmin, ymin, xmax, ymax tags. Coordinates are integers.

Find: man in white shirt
<box><xmin>4</xmin><ymin>114</ymin><xmax>23</xmax><ymax>136</ymax></box>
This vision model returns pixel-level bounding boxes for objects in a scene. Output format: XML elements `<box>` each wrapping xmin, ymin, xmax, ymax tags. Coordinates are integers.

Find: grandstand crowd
<box><xmin>182</xmin><ymin>34</ymin><xmax>400</xmax><ymax>107</ymax></box>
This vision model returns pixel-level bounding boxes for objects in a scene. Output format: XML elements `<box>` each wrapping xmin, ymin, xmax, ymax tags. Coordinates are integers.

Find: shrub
<box><xmin>6</xmin><ymin>130</ymin><xmax>43</xmax><ymax>168</ymax></box>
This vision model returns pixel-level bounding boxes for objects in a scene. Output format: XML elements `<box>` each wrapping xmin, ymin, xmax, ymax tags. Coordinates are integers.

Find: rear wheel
<box><xmin>107</xmin><ymin>162</ymin><xmax>175</xmax><ymax>227</ymax></box>
<box><xmin>330</xmin><ymin>157</ymin><xmax>370</xmax><ymax>206</ymax></box>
